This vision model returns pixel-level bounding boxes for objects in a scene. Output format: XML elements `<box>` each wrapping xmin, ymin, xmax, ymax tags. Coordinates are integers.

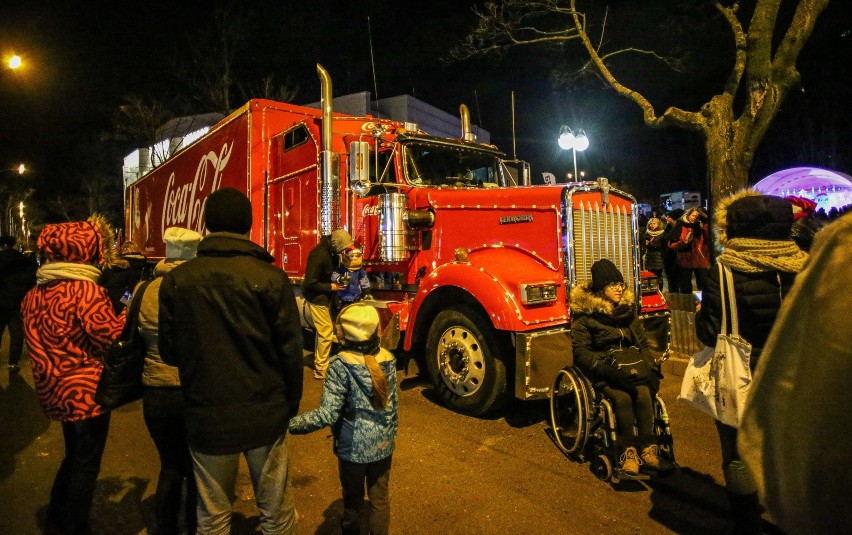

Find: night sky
<box><xmin>1</xmin><ymin>0</ymin><xmax>850</xmax><ymax>223</ymax></box>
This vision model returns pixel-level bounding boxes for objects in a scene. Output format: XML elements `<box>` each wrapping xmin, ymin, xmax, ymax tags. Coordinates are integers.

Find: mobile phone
<box><xmin>119</xmin><ymin>290</ymin><xmax>132</xmax><ymax>307</ymax></box>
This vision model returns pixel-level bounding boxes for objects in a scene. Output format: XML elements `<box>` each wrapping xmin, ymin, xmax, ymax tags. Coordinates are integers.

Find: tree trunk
<box><xmin>701</xmin><ymin>96</ymin><xmax>752</xmax><ymax>210</ymax></box>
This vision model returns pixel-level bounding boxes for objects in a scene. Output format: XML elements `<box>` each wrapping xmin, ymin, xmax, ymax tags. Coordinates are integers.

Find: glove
<box><xmin>598</xmin><ymin>364</ymin><xmax>637</xmax><ymax>397</ymax></box>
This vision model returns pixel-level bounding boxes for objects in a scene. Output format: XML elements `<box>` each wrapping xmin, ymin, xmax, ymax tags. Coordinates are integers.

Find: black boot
<box><xmin>728</xmin><ymin>491</ymin><xmax>763</xmax><ymax>535</ymax></box>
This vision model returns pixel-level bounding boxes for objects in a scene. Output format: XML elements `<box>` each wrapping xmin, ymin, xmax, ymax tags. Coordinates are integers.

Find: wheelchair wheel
<box><xmin>549</xmin><ymin>367</ymin><xmax>590</xmax><ymax>456</ymax></box>
<box><xmin>591</xmin><ymin>454</ymin><xmax>613</xmax><ymax>482</ymax></box>
<box><xmin>653</xmin><ymin>394</ymin><xmax>676</xmax><ymax>464</ymax></box>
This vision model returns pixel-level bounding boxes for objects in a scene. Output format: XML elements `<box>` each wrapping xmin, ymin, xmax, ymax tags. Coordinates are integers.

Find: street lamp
<box><xmin>558</xmin><ymin>126</ymin><xmax>589</xmax><ymax>183</ymax></box>
<box><xmin>7</xmin><ymin>55</ymin><xmax>23</xmax><ymax>70</ymax></box>
<box><xmin>0</xmin><ymin>164</ymin><xmax>27</xmax><ymax>178</ymax></box>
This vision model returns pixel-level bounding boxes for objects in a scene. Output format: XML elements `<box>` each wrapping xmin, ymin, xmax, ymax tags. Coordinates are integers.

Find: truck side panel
<box><xmin>126</xmin><ymin>108</ymin><xmax>252</xmax><ymax>257</ymax></box>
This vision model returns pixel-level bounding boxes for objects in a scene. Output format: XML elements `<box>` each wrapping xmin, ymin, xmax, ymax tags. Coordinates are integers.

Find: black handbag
<box><xmin>607</xmin><ymin>346</ymin><xmax>652</xmax><ymax>384</ymax></box>
<box><xmin>95</xmin><ymin>280</ymin><xmax>152</xmax><ymax>409</ymax></box>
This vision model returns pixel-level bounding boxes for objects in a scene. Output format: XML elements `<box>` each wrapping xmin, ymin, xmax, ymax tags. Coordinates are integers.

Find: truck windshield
<box><xmin>404</xmin><ymin>143</ymin><xmax>501</xmax><ymax>188</ymax></box>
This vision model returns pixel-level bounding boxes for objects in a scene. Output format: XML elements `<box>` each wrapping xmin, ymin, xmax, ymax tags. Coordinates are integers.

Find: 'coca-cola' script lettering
<box><xmin>362</xmin><ymin>204</ymin><xmax>380</xmax><ymax>217</ymax></box>
<box><xmin>162</xmin><ymin>142</ymin><xmax>234</xmax><ymax>235</ymax></box>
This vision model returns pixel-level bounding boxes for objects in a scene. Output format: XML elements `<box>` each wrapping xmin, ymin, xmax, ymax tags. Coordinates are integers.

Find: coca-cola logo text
<box><xmin>361</xmin><ymin>204</ymin><xmax>380</xmax><ymax>217</ymax></box>
<box><xmin>161</xmin><ymin>142</ymin><xmax>234</xmax><ymax>234</ymax></box>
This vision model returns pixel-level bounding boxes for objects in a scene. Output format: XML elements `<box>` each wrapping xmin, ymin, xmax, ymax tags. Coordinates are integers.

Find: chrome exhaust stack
<box><xmin>317</xmin><ymin>64</ymin><xmax>340</xmax><ymax>236</ymax></box>
<box><xmin>459</xmin><ymin>104</ymin><xmax>475</xmax><ymax>142</ymax></box>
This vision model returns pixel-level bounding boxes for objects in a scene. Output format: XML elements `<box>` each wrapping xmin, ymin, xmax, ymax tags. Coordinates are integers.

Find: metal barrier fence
<box><xmin>664</xmin><ymin>292</ymin><xmax>703</xmax><ymax>356</ymax></box>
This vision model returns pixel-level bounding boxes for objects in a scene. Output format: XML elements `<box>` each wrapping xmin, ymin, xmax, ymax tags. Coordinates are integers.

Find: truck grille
<box><xmin>568</xmin><ymin>199</ymin><xmax>637</xmax><ymax>289</ymax></box>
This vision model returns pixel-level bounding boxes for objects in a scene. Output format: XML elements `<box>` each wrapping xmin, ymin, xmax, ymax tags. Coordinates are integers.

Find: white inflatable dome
<box><xmin>753</xmin><ymin>167</ymin><xmax>852</xmax><ymax>212</ymax></box>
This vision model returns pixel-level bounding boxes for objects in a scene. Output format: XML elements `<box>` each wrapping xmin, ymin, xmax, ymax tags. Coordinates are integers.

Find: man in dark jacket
<box><xmin>303</xmin><ymin>228</ymin><xmax>353</xmax><ymax>379</ymax></box>
<box><xmin>0</xmin><ymin>235</ymin><xmax>37</xmax><ymax>372</ymax></box>
<box><xmin>661</xmin><ymin>210</ymin><xmax>683</xmax><ymax>293</ymax></box>
<box><xmin>159</xmin><ymin>188</ymin><xmax>303</xmax><ymax>535</ymax></box>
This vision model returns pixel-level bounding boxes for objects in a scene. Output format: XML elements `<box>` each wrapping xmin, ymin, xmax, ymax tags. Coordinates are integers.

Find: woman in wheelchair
<box><xmin>569</xmin><ymin>259</ymin><xmax>674</xmax><ymax>476</ymax></box>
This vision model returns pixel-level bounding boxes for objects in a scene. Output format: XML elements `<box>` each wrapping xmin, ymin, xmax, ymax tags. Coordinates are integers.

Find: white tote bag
<box><xmin>679</xmin><ymin>263</ymin><xmax>753</xmax><ymax>428</ymax></box>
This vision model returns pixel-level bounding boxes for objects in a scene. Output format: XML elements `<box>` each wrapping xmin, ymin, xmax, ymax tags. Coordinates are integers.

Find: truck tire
<box><xmin>425</xmin><ymin>306</ymin><xmax>508</xmax><ymax>416</ymax></box>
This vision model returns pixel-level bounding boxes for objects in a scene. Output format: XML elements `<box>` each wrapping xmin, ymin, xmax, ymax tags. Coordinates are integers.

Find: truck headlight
<box><xmin>520</xmin><ymin>283</ymin><xmax>558</xmax><ymax>305</ymax></box>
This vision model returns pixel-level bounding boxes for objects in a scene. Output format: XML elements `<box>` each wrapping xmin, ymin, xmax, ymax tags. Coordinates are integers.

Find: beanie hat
<box><xmin>38</xmin><ymin>221</ymin><xmax>102</xmax><ymax>264</ymax></box>
<box><xmin>330</xmin><ymin>229</ymin><xmax>354</xmax><ymax>253</ymax></box>
<box><xmin>164</xmin><ymin>227</ymin><xmax>203</xmax><ymax>260</ymax></box>
<box><xmin>667</xmin><ymin>209</ymin><xmax>684</xmax><ymax>221</ymax></box>
<box><xmin>204</xmin><ymin>188</ymin><xmax>252</xmax><ymax>234</ymax></box>
<box><xmin>337</xmin><ymin>303</ymin><xmax>380</xmax><ymax>342</ymax></box>
<box><xmin>715</xmin><ymin>189</ymin><xmax>794</xmax><ymax>246</ymax></box>
<box><xmin>590</xmin><ymin>258</ymin><xmax>624</xmax><ymax>292</ymax></box>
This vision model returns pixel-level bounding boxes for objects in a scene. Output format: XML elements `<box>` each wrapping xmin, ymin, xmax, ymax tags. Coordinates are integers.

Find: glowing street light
<box><xmin>558</xmin><ymin>126</ymin><xmax>589</xmax><ymax>183</ymax></box>
<box><xmin>7</xmin><ymin>54</ymin><xmax>23</xmax><ymax>70</ymax></box>
<box><xmin>17</xmin><ymin>163</ymin><xmax>26</xmax><ymax>174</ymax></box>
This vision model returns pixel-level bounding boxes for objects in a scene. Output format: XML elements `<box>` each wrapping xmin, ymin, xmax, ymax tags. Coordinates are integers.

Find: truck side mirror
<box><xmin>501</xmin><ymin>159</ymin><xmax>531</xmax><ymax>187</ymax></box>
<box><xmin>519</xmin><ymin>161</ymin><xmax>530</xmax><ymax>186</ymax></box>
<box><xmin>349</xmin><ymin>141</ymin><xmax>371</xmax><ymax>196</ymax></box>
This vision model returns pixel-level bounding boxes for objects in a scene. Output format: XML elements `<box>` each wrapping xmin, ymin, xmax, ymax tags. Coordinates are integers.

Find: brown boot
<box><xmin>619</xmin><ymin>446</ymin><xmax>641</xmax><ymax>476</ymax></box>
<box><xmin>641</xmin><ymin>444</ymin><xmax>675</xmax><ymax>472</ymax></box>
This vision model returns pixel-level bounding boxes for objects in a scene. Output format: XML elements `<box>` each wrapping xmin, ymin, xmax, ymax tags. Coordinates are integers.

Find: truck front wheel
<box><xmin>425</xmin><ymin>306</ymin><xmax>508</xmax><ymax>416</ymax></box>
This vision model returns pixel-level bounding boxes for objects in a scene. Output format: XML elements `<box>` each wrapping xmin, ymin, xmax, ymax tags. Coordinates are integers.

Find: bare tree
<box><xmin>240</xmin><ymin>74</ymin><xmax>299</xmax><ymax>105</ymax></box>
<box><xmin>453</xmin><ymin>0</ymin><xmax>831</xmax><ymax>206</ymax></box>
<box><xmin>113</xmin><ymin>94</ymin><xmax>175</xmax><ymax>168</ymax></box>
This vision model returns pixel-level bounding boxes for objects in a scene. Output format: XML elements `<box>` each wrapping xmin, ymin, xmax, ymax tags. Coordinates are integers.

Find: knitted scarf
<box><xmin>37</xmin><ymin>262</ymin><xmax>102</xmax><ymax>285</ymax></box>
<box><xmin>718</xmin><ymin>238</ymin><xmax>808</xmax><ymax>273</ymax></box>
<box><xmin>645</xmin><ymin>218</ymin><xmax>664</xmax><ymax>237</ymax></box>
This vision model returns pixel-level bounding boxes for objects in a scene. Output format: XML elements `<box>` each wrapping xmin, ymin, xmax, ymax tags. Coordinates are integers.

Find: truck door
<box><xmin>269</xmin><ymin>124</ymin><xmax>319</xmax><ymax>274</ymax></box>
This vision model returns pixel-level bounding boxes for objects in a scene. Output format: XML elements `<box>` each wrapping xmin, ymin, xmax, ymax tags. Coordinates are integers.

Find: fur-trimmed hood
<box><xmin>569</xmin><ymin>282</ymin><xmax>636</xmax><ymax>316</ymax></box>
<box><xmin>87</xmin><ymin>213</ymin><xmax>127</xmax><ymax>270</ymax></box>
<box><xmin>714</xmin><ymin>188</ymin><xmax>763</xmax><ymax>249</ymax></box>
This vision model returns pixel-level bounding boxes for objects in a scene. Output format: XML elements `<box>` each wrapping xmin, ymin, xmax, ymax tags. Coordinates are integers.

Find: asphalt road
<box><xmin>1</xmin><ymin>345</ymin><xmax>736</xmax><ymax>535</ymax></box>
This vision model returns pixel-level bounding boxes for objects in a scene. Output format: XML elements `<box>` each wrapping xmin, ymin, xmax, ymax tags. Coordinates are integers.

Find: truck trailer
<box><xmin>125</xmin><ymin>65</ymin><xmax>669</xmax><ymax>415</ymax></box>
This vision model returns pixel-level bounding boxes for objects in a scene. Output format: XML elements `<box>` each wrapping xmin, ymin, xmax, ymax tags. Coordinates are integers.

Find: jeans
<box><xmin>338</xmin><ymin>455</ymin><xmax>392</xmax><ymax>535</ymax></box>
<box><xmin>308</xmin><ymin>302</ymin><xmax>333</xmax><ymax>376</ymax></box>
<box><xmin>49</xmin><ymin>412</ymin><xmax>111</xmax><ymax>535</ymax></box>
<box><xmin>602</xmin><ymin>385</ymin><xmax>654</xmax><ymax>443</ymax></box>
<box><xmin>143</xmin><ymin>387</ymin><xmax>196</xmax><ymax>535</ymax></box>
<box><xmin>0</xmin><ymin>308</ymin><xmax>24</xmax><ymax>366</ymax></box>
<box><xmin>190</xmin><ymin>434</ymin><xmax>296</xmax><ymax>535</ymax></box>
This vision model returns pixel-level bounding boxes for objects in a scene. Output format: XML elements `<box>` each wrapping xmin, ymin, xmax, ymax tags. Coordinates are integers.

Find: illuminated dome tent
<box><xmin>753</xmin><ymin>166</ymin><xmax>852</xmax><ymax>212</ymax></box>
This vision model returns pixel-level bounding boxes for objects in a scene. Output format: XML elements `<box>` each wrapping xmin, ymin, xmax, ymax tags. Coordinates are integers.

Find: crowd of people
<box><xmin>3</xmin><ymin>188</ymin><xmax>395</xmax><ymax>535</ymax></box>
<box><xmin>2</xmin><ymin>186</ymin><xmax>849</xmax><ymax>534</ymax></box>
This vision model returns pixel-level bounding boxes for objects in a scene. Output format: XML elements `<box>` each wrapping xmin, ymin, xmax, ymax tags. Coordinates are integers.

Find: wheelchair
<box><xmin>549</xmin><ymin>365</ymin><xmax>675</xmax><ymax>482</ymax></box>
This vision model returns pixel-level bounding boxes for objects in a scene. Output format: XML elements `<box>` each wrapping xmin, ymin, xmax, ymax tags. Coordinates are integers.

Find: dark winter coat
<box><xmin>569</xmin><ymin>284</ymin><xmax>658</xmax><ymax>386</ymax></box>
<box><xmin>99</xmin><ymin>254</ymin><xmax>149</xmax><ymax>313</ymax></box>
<box><xmin>643</xmin><ymin>231</ymin><xmax>666</xmax><ymax>271</ymax></box>
<box><xmin>696</xmin><ymin>265</ymin><xmax>797</xmax><ymax>367</ymax></box>
<box><xmin>303</xmin><ymin>235</ymin><xmax>340</xmax><ymax>307</ymax></box>
<box><xmin>159</xmin><ymin>233</ymin><xmax>304</xmax><ymax>455</ymax></box>
<box><xmin>0</xmin><ymin>248</ymin><xmax>37</xmax><ymax>315</ymax></box>
<box><xmin>668</xmin><ymin>216</ymin><xmax>710</xmax><ymax>269</ymax></box>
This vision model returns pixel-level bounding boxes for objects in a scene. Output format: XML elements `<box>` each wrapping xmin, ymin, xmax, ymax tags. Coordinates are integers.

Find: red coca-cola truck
<box><xmin>125</xmin><ymin>65</ymin><xmax>669</xmax><ymax>415</ymax></box>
